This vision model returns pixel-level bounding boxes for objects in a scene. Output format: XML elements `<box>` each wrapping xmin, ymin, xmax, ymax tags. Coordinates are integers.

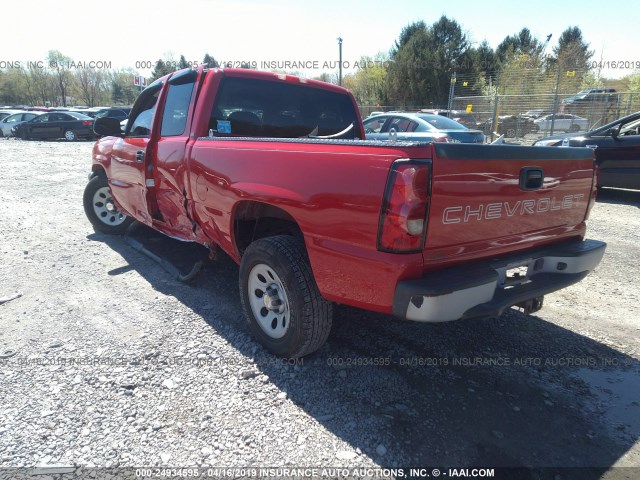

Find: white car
<box><xmin>534</xmin><ymin>114</ymin><xmax>589</xmax><ymax>133</ymax></box>
<box><xmin>0</xmin><ymin>109</ymin><xmax>25</xmax><ymax>122</ymax></box>
<box><xmin>0</xmin><ymin>111</ymin><xmax>42</xmax><ymax>137</ymax></box>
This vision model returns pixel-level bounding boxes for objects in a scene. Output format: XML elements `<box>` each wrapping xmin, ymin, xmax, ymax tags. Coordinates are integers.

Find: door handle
<box><xmin>520</xmin><ymin>167</ymin><xmax>544</xmax><ymax>190</ymax></box>
<box><xmin>136</xmin><ymin>150</ymin><xmax>145</xmax><ymax>163</ymax></box>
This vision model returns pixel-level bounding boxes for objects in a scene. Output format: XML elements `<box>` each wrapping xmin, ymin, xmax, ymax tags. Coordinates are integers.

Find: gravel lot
<box><xmin>0</xmin><ymin>138</ymin><xmax>639</xmax><ymax>479</ymax></box>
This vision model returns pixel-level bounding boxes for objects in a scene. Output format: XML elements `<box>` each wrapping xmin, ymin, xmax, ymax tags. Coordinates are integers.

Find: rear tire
<box><xmin>64</xmin><ymin>129</ymin><xmax>77</xmax><ymax>141</ymax></box>
<box><xmin>83</xmin><ymin>175</ymin><xmax>133</xmax><ymax>234</ymax></box>
<box><xmin>239</xmin><ymin>235</ymin><xmax>332</xmax><ymax>358</ymax></box>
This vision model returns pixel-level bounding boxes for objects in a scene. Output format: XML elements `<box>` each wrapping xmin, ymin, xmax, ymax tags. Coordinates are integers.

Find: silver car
<box><xmin>0</xmin><ymin>111</ymin><xmax>42</xmax><ymax>137</ymax></box>
<box><xmin>533</xmin><ymin>113</ymin><xmax>589</xmax><ymax>133</ymax></box>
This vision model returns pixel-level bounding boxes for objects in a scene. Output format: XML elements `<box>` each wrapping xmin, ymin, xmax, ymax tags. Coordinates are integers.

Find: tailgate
<box><xmin>424</xmin><ymin>143</ymin><xmax>596</xmax><ymax>267</ymax></box>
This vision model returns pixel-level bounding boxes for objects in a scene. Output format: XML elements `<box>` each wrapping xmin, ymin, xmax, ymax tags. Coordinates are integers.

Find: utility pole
<box><xmin>338</xmin><ymin>37</ymin><xmax>343</xmax><ymax>86</ymax></box>
<box><xmin>550</xmin><ymin>62</ymin><xmax>561</xmax><ymax>136</ymax></box>
<box><xmin>447</xmin><ymin>72</ymin><xmax>456</xmax><ymax>111</ymax></box>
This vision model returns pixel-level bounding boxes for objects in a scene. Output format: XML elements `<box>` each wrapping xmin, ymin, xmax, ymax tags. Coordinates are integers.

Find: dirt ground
<box><xmin>0</xmin><ymin>138</ymin><xmax>639</xmax><ymax>479</ymax></box>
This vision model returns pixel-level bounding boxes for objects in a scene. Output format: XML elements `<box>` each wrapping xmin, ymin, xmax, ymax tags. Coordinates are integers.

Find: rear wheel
<box><xmin>64</xmin><ymin>129</ymin><xmax>77</xmax><ymax>141</ymax></box>
<box><xmin>239</xmin><ymin>235</ymin><xmax>332</xmax><ymax>358</ymax></box>
<box><xmin>83</xmin><ymin>175</ymin><xmax>133</xmax><ymax>234</ymax></box>
<box><xmin>505</xmin><ymin>127</ymin><xmax>516</xmax><ymax>138</ymax></box>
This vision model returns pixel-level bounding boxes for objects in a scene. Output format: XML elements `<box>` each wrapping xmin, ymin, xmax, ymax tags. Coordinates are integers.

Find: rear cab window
<box><xmin>208</xmin><ymin>77</ymin><xmax>360</xmax><ymax>139</ymax></box>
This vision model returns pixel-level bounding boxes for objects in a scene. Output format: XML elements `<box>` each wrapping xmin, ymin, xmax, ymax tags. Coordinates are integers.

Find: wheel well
<box><xmin>90</xmin><ymin>166</ymin><xmax>107</xmax><ymax>179</ymax></box>
<box><xmin>234</xmin><ymin>202</ymin><xmax>303</xmax><ymax>256</ymax></box>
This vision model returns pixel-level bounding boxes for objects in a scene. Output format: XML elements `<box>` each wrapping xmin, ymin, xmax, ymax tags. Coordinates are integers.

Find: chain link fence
<box><xmin>359</xmin><ymin>67</ymin><xmax>639</xmax><ymax>145</ymax></box>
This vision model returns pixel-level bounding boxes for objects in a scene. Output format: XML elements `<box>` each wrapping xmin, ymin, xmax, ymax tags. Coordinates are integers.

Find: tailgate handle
<box><xmin>520</xmin><ymin>167</ymin><xmax>544</xmax><ymax>190</ymax></box>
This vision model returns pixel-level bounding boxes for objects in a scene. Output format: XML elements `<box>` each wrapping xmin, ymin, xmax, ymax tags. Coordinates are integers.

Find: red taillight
<box><xmin>82</xmin><ymin>120</ymin><xmax>92</xmax><ymax>126</ymax></box>
<box><xmin>378</xmin><ymin>160</ymin><xmax>431</xmax><ymax>253</ymax></box>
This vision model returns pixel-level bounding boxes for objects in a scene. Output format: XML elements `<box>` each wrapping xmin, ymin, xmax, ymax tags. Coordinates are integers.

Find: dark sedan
<box><xmin>363</xmin><ymin>112</ymin><xmax>485</xmax><ymax>143</ymax></box>
<box><xmin>482</xmin><ymin>115</ymin><xmax>538</xmax><ymax>137</ymax></box>
<box><xmin>94</xmin><ymin>107</ymin><xmax>131</xmax><ymax>120</ymax></box>
<box><xmin>13</xmin><ymin>112</ymin><xmax>95</xmax><ymax>141</ymax></box>
<box><xmin>533</xmin><ymin>111</ymin><xmax>640</xmax><ymax>190</ymax></box>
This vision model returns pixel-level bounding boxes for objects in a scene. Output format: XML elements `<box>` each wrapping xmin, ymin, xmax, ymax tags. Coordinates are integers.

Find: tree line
<box><xmin>342</xmin><ymin>18</ymin><xmax>615</xmax><ymax>108</ymax></box>
<box><xmin>0</xmin><ymin>52</ymin><xmax>219</xmax><ymax>107</ymax></box>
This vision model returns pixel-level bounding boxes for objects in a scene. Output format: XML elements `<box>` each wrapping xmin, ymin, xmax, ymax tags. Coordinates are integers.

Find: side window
<box><xmin>34</xmin><ymin>114</ymin><xmax>48</xmax><ymax>123</ymax></box>
<box><xmin>160</xmin><ymin>82</ymin><xmax>194</xmax><ymax>137</ymax></box>
<box><xmin>385</xmin><ymin>117</ymin><xmax>412</xmax><ymax>132</ymax></box>
<box><xmin>364</xmin><ymin>116</ymin><xmax>386</xmax><ymax>133</ymax></box>
<box><xmin>381</xmin><ymin>117</ymin><xmax>397</xmax><ymax>132</ymax></box>
<box><xmin>406</xmin><ymin>121</ymin><xmax>419</xmax><ymax>132</ymax></box>
<box><xmin>127</xmin><ymin>88</ymin><xmax>161</xmax><ymax>138</ymax></box>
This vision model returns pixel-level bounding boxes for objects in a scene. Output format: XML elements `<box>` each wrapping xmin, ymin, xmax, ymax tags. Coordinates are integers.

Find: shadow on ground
<box><xmin>89</xmin><ymin>225</ymin><xmax>640</xmax><ymax>479</ymax></box>
<box><xmin>596</xmin><ymin>188</ymin><xmax>640</xmax><ymax>208</ymax></box>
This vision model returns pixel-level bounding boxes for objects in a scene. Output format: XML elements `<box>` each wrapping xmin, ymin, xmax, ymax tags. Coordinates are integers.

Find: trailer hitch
<box><xmin>515</xmin><ymin>296</ymin><xmax>544</xmax><ymax>314</ymax></box>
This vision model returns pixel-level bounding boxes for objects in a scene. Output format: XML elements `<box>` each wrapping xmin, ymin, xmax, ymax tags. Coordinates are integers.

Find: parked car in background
<box><xmin>94</xmin><ymin>107</ymin><xmax>131</xmax><ymax>120</ymax></box>
<box><xmin>0</xmin><ymin>109</ymin><xmax>24</xmax><ymax>121</ymax></box>
<box><xmin>68</xmin><ymin>108</ymin><xmax>100</xmax><ymax>118</ymax></box>
<box><xmin>0</xmin><ymin>111</ymin><xmax>42</xmax><ymax>137</ymax></box>
<box><xmin>482</xmin><ymin>115</ymin><xmax>539</xmax><ymax>137</ymax></box>
<box><xmin>534</xmin><ymin>113</ymin><xmax>589</xmax><ymax>133</ymax></box>
<box><xmin>419</xmin><ymin>109</ymin><xmax>483</xmax><ymax>129</ymax></box>
<box><xmin>523</xmin><ymin>109</ymin><xmax>551</xmax><ymax>119</ymax></box>
<box><xmin>533</xmin><ymin>111</ymin><xmax>640</xmax><ymax>190</ymax></box>
<box><xmin>363</xmin><ymin>112</ymin><xmax>485</xmax><ymax>143</ymax></box>
<box><xmin>12</xmin><ymin>111</ymin><xmax>95</xmax><ymax>141</ymax></box>
<box><xmin>562</xmin><ymin>88</ymin><xmax>618</xmax><ymax>118</ymax></box>
<box><xmin>562</xmin><ymin>88</ymin><xmax>617</xmax><ymax>106</ymax></box>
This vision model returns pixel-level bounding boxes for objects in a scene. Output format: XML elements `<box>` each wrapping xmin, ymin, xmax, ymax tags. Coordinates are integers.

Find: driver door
<box><xmin>593</xmin><ymin>120</ymin><xmax>640</xmax><ymax>189</ymax></box>
<box><xmin>108</xmin><ymin>83</ymin><xmax>163</xmax><ymax>225</ymax></box>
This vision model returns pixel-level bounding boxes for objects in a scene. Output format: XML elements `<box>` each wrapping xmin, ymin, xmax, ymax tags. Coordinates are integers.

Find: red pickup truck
<box><xmin>84</xmin><ymin>66</ymin><xmax>606</xmax><ymax>357</ymax></box>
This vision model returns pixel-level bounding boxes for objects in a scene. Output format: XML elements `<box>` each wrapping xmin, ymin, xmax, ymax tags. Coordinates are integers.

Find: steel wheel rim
<box><xmin>248</xmin><ymin>263</ymin><xmax>290</xmax><ymax>339</ymax></box>
<box><xmin>92</xmin><ymin>186</ymin><xmax>127</xmax><ymax>226</ymax></box>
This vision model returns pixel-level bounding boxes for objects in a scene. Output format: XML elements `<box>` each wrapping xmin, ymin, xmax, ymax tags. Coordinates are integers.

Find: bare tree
<box><xmin>28</xmin><ymin>64</ymin><xmax>57</xmax><ymax>105</ymax></box>
<box><xmin>76</xmin><ymin>68</ymin><xmax>104</xmax><ymax>107</ymax></box>
<box><xmin>47</xmin><ymin>50</ymin><xmax>74</xmax><ymax>106</ymax></box>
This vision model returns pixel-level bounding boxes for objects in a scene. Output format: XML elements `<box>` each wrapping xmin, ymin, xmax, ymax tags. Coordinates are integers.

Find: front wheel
<box><xmin>239</xmin><ymin>235</ymin><xmax>332</xmax><ymax>358</ymax></box>
<box><xmin>83</xmin><ymin>175</ymin><xmax>133</xmax><ymax>234</ymax></box>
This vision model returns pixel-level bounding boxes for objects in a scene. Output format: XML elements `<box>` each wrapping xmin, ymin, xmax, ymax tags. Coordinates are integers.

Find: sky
<box><xmin>2</xmin><ymin>0</ymin><xmax>638</xmax><ymax>80</ymax></box>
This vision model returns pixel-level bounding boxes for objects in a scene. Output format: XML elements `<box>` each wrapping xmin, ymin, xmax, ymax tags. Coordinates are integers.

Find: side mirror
<box><xmin>609</xmin><ymin>124</ymin><xmax>621</xmax><ymax>139</ymax></box>
<box><xmin>94</xmin><ymin>117</ymin><xmax>123</xmax><ymax>137</ymax></box>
